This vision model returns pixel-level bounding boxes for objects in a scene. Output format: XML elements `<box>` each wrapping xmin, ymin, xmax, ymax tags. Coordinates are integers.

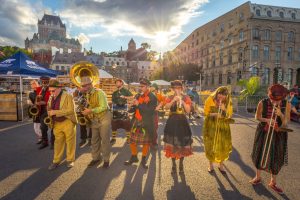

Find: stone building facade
<box><xmin>174</xmin><ymin>2</ymin><xmax>300</xmax><ymax>91</ymax></box>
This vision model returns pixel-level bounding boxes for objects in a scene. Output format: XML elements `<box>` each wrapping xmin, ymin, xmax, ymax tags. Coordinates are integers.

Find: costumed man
<box><xmin>81</xmin><ymin>76</ymin><xmax>112</xmax><ymax>168</ymax></box>
<box><xmin>124</xmin><ymin>78</ymin><xmax>157</xmax><ymax>169</ymax></box>
<box><xmin>250</xmin><ymin>84</ymin><xmax>291</xmax><ymax>194</ymax></box>
<box><xmin>74</xmin><ymin>87</ymin><xmax>92</xmax><ymax>148</ymax></box>
<box><xmin>187</xmin><ymin>87</ymin><xmax>201</xmax><ymax>118</ymax></box>
<box><xmin>151</xmin><ymin>83</ymin><xmax>165</xmax><ymax>148</ymax></box>
<box><xmin>203</xmin><ymin>86</ymin><xmax>233</xmax><ymax>174</ymax></box>
<box><xmin>47</xmin><ymin>79</ymin><xmax>78</xmax><ymax>170</ymax></box>
<box><xmin>36</xmin><ymin>76</ymin><xmax>52</xmax><ymax>149</ymax></box>
<box><xmin>27</xmin><ymin>80</ymin><xmax>42</xmax><ymax>144</ymax></box>
<box><xmin>163</xmin><ymin>80</ymin><xmax>193</xmax><ymax>174</ymax></box>
<box><xmin>111</xmin><ymin>78</ymin><xmax>133</xmax><ymax>145</ymax></box>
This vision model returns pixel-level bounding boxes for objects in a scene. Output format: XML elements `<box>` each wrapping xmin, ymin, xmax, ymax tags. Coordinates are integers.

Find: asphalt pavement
<box><xmin>0</xmin><ymin>113</ymin><xmax>299</xmax><ymax>200</ymax></box>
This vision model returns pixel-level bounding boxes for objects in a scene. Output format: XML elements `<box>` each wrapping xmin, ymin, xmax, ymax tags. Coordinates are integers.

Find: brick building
<box><xmin>174</xmin><ymin>1</ymin><xmax>300</xmax><ymax>91</ymax></box>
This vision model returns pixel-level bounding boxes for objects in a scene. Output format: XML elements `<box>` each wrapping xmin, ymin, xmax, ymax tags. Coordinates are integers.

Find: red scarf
<box><xmin>135</xmin><ymin>90</ymin><xmax>150</xmax><ymax>121</ymax></box>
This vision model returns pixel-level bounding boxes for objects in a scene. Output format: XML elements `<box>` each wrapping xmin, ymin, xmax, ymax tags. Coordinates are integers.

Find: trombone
<box><xmin>260</xmin><ymin>103</ymin><xmax>293</xmax><ymax>169</ymax></box>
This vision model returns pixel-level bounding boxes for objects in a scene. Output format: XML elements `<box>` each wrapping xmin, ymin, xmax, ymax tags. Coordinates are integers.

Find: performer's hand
<box><xmin>133</xmin><ymin>99</ymin><xmax>139</xmax><ymax>106</ymax></box>
<box><xmin>220</xmin><ymin>104</ymin><xmax>226</xmax><ymax>111</ymax></box>
<box><xmin>82</xmin><ymin>108</ymin><xmax>92</xmax><ymax>116</ymax></box>
<box><xmin>48</xmin><ymin>110</ymin><xmax>55</xmax><ymax>117</ymax></box>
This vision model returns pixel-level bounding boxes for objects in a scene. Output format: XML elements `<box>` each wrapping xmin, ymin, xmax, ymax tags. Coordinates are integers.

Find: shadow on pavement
<box><xmin>166</xmin><ymin>172</ymin><xmax>196</xmax><ymax>200</ymax></box>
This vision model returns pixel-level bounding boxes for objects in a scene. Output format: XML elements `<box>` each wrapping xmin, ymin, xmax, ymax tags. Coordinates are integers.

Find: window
<box><xmin>256</xmin><ymin>9</ymin><xmax>261</xmax><ymax>16</ymax></box>
<box><xmin>228</xmin><ymin>50</ymin><xmax>233</xmax><ymax>64</ymax></box>
<box><xmin>291</xmin><ymin>13</ymin><xmax>296</xmax><ymax>20</ymax></box>
<box><xmin>263</xmin><ymin>46</ymin><xmax>270</xmax><ymax>61</ymax></box>
<box><xmin>275</xmin><ymin>31</ymin><xmax>282</xmax><ymax>41</ymax></box>
<box><xmin>239</xmin><ymin>12</ymin><xmax>244</xmax><ymax>21</ymax></box>
<box><xmin>56</xmin><ymin>66</ymin><xmax>59</xmax><ymax>70</ymax></box>
<box><xmin>238</xmin><ymin>48</ymin><xmax>243</xmax><ymax>62</ymax></box>
<box><xmin>211</xmin><ymin>73</ymin><xmax>214</xmax><ymax>84</ymax></box>
<box><xmin>219</xmin><ymin>73</ymin><xmax>222</xmax><ymax>85</ymax></box>
<box><xmin>237</xmin><ymin>70</ymin><xmax>242</xmax><ymax>81</ymax></box>
<box><xmin>267</xmin><ymin>10</ymin><xmax>272</xmax><ymax>17</ymax></box>
<box><xmin>275</xmin><ymin>47</ymin><xmax>281</xmax><ymax>62</ymax></box>
<box><xmin>287</xmin><ymin>68</ymin><xmax>293</xmax><ymax>86</ymax></box>
<box><xmin>220</xmin><ymin>23</ymin><xmax>224</xmax><ymax>32</ymax></box>
<box><xmin>279</xmin><ymin>12</ymin><xmax>284</xmax><ymax>18</ymax></box>
<box><xmin>287</xmin><ymin>47</ymin><xmax>293</xmax><ymax>61</ymax></box>
<box><xmin>227</xmin><ymin>72</ymin><xmax>232</xmax><ymax>84</ymax></box>
<box><xmin>196</xmin><ymin>39</ymin><xmax>199</xmax><ymax>45</ymax></box>
<box><xmin>253</xmin><ymin>28</ymin><xmax>260</xmax><ymax>39</ymax></box>
<box><xmin>252</xmin><ymin>45</ymin><xmax>259</xmax><ymax>59</ymax></box>
<box><xmin>220</xmin><ymin>40</ymin><xmax>224</xmax><ymax>49</ymax></box>
<box><xmin>264</xmin><ymin>29</ymin><xmax>271</xmax><ymax>40</ymax></box>
<box><xmin>288</xmin><ymin>31</ymin><xmax>294</xmax><ymax>42</ymax></box>
<box><xmin>212</xmin><ymin>55</ymin><xmax>216</xmax><ymax>67</ymax></box>
<box><xmin>61</xmin><ymin>66</ymin><xmax>65</xmax><ymax>71</ymax></box>
<box><xmin>263</xmin><ymin>68</ymin><xmax>270</xmax><ymax>85</ymax></box>
<box><xmin>228</xmin><ymin>34</ymin><xmax>233</xmax><ymax>45</ymax></box>
<box><xmin>251</xmin><ymin>67</ymin><xmax>259</xmax><ymax>76</ymax></box>
<box><xmin>219</xmin><ymin>52</ymin><xmax>223</xmax><ymax>66</ymax></box>
<box><xmin>239</xmin><ymin>30</ymin><xmax>244</xmax><ymax>42</ymax></box>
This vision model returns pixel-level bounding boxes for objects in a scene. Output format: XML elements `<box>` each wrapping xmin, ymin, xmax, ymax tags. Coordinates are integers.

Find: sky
<box><xmin>0</xmin><ymin>0</ymin><xmax>299</xmax><ymax>53</ymax></box>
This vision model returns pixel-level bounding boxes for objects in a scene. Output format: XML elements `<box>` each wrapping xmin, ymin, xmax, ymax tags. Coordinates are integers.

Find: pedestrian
<box><xmin>47</xmin><ymin>79</ymin><xmax>78</xmax><ymax>170</ymax></box>
<box><xmin>111</xmin><ymin>78</ymin><xmax>133</xmax><ymax>145</ymax></box>
<box><xmin>35</xmin><ymin>76</ymin><xmax>52</xmax><ymax>149</ymax></box>
<box><xmin>249</xmin><ymin>84</ymin><xmax>291</xmax><ymax>194</ymax></box>
<box><xmin>124</xmin><ymin>78</ymin><xmax>157</xmax><ymax>169</ymax></box>
<box><xmin>27</xmin><ymin>80</ymin><xmax>42</xmax><ymax>144</ymax></box>
<box><xmin>163</xmin><ymin>80</ymin><xmax>193</xmax><ymax>174</ymax></box>
<box><xmin>81</xmin><ymin>76</ymin><xmax>112</xmax><ymax>169</ymax></box>
<box><xmin>203</xmin><ymin>86</ymin><xmax>233</xmax><ymax>174</ymax></box>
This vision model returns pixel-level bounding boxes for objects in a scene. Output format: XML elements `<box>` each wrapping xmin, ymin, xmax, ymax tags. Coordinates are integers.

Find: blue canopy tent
<box><xmin>0</xmin><ymin>51</ymin><xmax>62</xmax><ymax>121</ymax></box>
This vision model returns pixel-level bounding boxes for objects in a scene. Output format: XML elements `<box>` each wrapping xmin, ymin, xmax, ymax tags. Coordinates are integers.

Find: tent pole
<box><xmin>19</xmin><ymin>76</ymin><xmax>24</xmax><ymax>121</ymax></box>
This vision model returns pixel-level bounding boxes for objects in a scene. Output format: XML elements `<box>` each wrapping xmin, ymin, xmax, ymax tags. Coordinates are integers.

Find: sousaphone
<box><xmin>70</xmin><ymin>61</ymin><xmax>100</xmax><ymax>87</ymax></box>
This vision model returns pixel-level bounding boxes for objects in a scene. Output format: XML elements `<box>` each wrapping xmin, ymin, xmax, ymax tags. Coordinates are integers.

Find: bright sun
<box><xmin>154</xmin><ymin>31</ymin><xmax>168</xmax><ymax>48</ymax></box>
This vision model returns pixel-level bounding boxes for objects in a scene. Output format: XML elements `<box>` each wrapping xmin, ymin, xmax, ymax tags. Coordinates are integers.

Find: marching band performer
<box><xmin>163</xmin><ymin>80</ymin><xmax>193</xmax><ymax>174</ymax></box>
<box><xmin>250</xmin><ymin>84</ymin><xmax>291</xmax><ymax>194</ymax></box>
<box><xmin>110</xmin><ymin>78</ymin><xmax>133</xmax><ymax>145</ymax></box>
<box><xmin>36</xmin><ymin>76</ymin><xmax>52</xmax><ymax>149</ymax></box>
<box><xmin>203</xmin><ymin>86</ymin><xmax>233</xmax><ymax>174</ymax></box>
<box><xmin>124</xmin><ymin>78</ymin><xmax>157</xmax><ymax>169</ymax></box>
<box><xmin>27</xmin><ymin>80</ymin><xmax>42</xmax><ymax>144</ymax></box>
<box><xmin>151</xmin><ymin>83</ymin><xmax>165</xmax><ymax>148</ymax></box>
<box><xmin>81</xmin><ymin>76</ymin><xmax>112</xmax><ymax>169</ymax></box>
<box><xmin>47</xmin><ymin>79</ymin><xmax>78</xmax><ymax>170</ymax></box>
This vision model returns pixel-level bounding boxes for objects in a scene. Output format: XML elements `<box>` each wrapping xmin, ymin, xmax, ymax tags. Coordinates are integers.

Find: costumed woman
<box><xmin>203</xmin><ymin>86</ymin><xmax>233</xmax><ymax>174</ymax></box>
<box><xmin>250</xmin><ymin>84</ymin><xmax>291</xmax><ymax>194</ymax></box>
<box><xmin>124</xmin><ymin>78</ymin><xmax>157</xmax><ymax>169</ymax></box>
<box><xmin>163</xmin><ymin>80</ymin><xmax>193</xmax><ymax>174</ymax></box>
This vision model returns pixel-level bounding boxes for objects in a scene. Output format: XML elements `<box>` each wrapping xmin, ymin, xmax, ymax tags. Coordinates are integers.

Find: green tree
<box><xmin>141</xmin><ymin>42</ymin><xmax>151</xmax><ymax>50</ymax></box>
<box><xmin>0</xmin><ymin>46</ymin><xmax>32</xmax><ymax>61</ymax></box>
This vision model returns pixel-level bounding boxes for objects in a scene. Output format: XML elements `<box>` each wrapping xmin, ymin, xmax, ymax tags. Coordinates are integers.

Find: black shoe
<box><xmin>79</xmin><ymin>139</ymin><xmax>88</xmax><ymax>148</ymax></box>
<box><xmin>36</xmin><ymin>140</ymin><xmax>42</xmax><ymax>145</ymax></box>
<box><xmin>110</xmin><ymin>138</ymin><xmax>116</xmax><ymax>145</ymax></box>
<box><xmin>124</xmin><ymin>155</ymin><xmax>139</xmax><ymax>165</ymax></box>
<box><xmin>141</xmin><ymin>156</ymin><xmax>148</xmax><ymax>169</ymax></box>
<box><xmin>87</xmin><ymin>160</ymin><xmax>100</xmax><ymax>167</ymax></box>
<box><xmin>39</xmin><ymin>142</ymin><xmax>48</xmax><ymax>150</ymax></box>
<box><xmin>103</xmin><ymin>161</ymin><xmax>109</xmax><ymax>168</ymax></box>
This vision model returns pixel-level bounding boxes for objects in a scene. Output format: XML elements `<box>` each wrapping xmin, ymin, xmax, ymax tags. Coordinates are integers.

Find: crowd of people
<box><xmin>26</xmin><ymin>69</ymin><xmax>296</xmax><ymax>195</ymax></box>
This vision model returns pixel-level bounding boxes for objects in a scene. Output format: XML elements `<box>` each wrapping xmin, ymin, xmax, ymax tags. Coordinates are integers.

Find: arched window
<box><xmin>256</xmin><ymin>9</ymin><xmax>261</xmax><ymax>16</ymax></box>
<box><xmin>291</xmin><ymin>13</ymin><xmax>296</xmax><ymax>20</ymax></box>
<box><xmin>218</xmin><ymin>73</ymin><xmax>222</xmax><ymax>85</ymax></box>
<box><xmin>263</xmin><ymin>68</ymin><xmax>270</xmax><ymax>85</ymax></box>
<box><xmin>288</xmin><ymin>31</ymin><xmax>294</xmax><ymax>42</ymax></box>
<box><xmin>227</xmin><ymin>71</ymin><xmax>232</xmax><ymax>84</ymax></box>
<box><xmin>264</xmin><ymin>29</ymin><xmax>271</xmax><ymax>40</ymax></box>
<box><xmin>228</xmin><ymin>50</ymin><xmax>233</xmax><ymax>64</ymax></box>
<box><xmin>279</xmin><ymin>12</ymin><xmax>284</xmax><ymax>18</ymax></box>
<box><xmin>267</xmin><ymin>10</ymin><xmax>272</xmax><ymax>17</ymax></box>
<box><xmin>275</xmin><ymin>31</ymin><xmax>282</xmax><ymax>41</ymax></box>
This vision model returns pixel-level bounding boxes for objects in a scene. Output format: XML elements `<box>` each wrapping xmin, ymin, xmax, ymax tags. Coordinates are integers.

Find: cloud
<box><xmin>60</xmin><ymin>0</ymin><xmax>209</xmax><ymax>49</ymax></box>
<box><xmin>0</xmin><ymin>0</ymin><xmax>47</xmax><ymax>47</ymax></box>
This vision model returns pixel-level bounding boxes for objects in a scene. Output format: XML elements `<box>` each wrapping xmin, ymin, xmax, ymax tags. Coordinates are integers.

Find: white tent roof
<box><xmin>151</xmin><ymin>80</ymin><xmax>171</xmax><ymax>86</ymax></box>
<box><xmin>99</xmin><ymin>69</ymin><xmax>113</xmax><ymax>79</ymax></box>
<box><xmin>129</xmin><ymin>82</ymin><xmax>140</xmax><ymax>85</ymax></box>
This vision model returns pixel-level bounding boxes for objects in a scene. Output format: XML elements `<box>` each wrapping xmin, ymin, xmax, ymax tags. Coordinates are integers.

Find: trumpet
<box><xmin>175</xmin><ymin>92</ymin><xmax>184</xmax><ymax>114</ymax></box>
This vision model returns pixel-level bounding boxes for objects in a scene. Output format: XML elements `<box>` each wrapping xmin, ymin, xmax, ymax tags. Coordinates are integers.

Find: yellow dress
<box><xmin>203</xmin><ymin>96</ymin><xmax>232</xmax><ymax>163</ymax></box>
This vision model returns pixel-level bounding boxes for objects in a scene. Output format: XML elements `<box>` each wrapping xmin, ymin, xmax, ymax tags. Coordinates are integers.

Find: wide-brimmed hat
<box><xmin>139</xmin><ymin>78</ymin><xmax>151</xmax><ymax>86</ymax></box>
<box><xmin>48</xmin><ymin>79</ymin><xmax>62</xmax><ymax>88</ymax></box>
<box><xmin>40</xmin><ymin>76</ymin><xmax>50</xmax><ymax>81</ymax></box>
<box><xmin>151</xmin><ymin>83</ymin><xmax>158</xmax><ymax>90</ymax></box>
<box><xmin>171</xmin><ymin>80</ymin><xmax>183</xmax><ymax>88</ymax></box>
<box><xmin>115</xmin><ymin>78</ymin><xmax>124</xmax><ymax>84</ymax></box>
<box><xmin>268</xmin><ymin>84</ymin><xmax>288</xmax><ymax>101</ymax></box>
<box><xmin>80</xmin><ymin>76</ymin><xmax>93</xmax><ymax>86</ymax></box>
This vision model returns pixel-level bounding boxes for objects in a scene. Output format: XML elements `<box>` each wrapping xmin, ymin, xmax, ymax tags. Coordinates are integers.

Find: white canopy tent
<box><xmin>99</xmin><ymin>69</ymin><xmax>113</xmax><ymax>79</ymax></box>
<box><xmin>151</xmin><ymin>80</ymin><xmax>171</xmax><ymax>86</ymax></box>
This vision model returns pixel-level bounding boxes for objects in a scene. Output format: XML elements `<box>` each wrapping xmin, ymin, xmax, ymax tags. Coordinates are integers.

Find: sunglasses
<box><xmin>49</xmin><ymin>89</ymin><xmax>56</xmax><ymax>93</ymax></box>
<box><xmin>139</xmin><ymin>85</ymin><xmax>146</xmax><ymax>88</ymax></box>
